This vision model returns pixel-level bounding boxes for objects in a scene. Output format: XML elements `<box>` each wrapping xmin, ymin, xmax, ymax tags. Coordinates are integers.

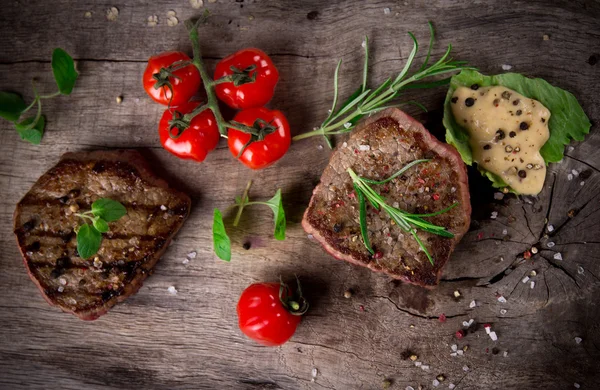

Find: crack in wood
<box><xmin>539</xmin><ymin>174</ymin><xmax>557</xmax><ymax>241</ymax></box>
<box><xmin>540</xmin><ymin>254</ymin><xmax>580</xmax><ymax>289</ymax></box>
<box><xmin>521</xmin><ymin>204</ymin><xmax>536</xmax><ymax>238</ymax></box>
<box><xmin>372</xmin><ymin>295</ymin><xmax>467</xmax><ymax>319</ymax></box>
<box><xmin>565</xmin><ymin>154</ymin><xmax>600</xmax><ymax>173</ymax></box>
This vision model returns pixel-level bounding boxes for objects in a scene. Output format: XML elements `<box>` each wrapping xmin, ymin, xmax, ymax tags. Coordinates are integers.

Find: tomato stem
<box><xmin>233</xmin><ymin>180</ymin><xmax>253</xmax><ymax>227</ymax></box>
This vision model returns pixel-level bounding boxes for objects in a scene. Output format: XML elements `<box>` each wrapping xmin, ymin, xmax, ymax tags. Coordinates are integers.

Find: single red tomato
<box><xmin>237</xmin><ymin>281</ymin><xmax>308</xmax><ymax>346</ymax></box>
<box><xmin>158</xmin><ymin>101</ymin><xmax>220</xmax><ymax>162</ymax></box>
<box><xmin>143</xmin><ymin>51</ymin><xmax>201</xmax><ymax>107</ymax></box>
<box><xmin>214</xmin><ymin>48</ymin><xmax>279</xmax><ymax>109</ymax></box>
<box><xmin>227</xmin><ymin>107</ymin><xmax>291</xmax><ymax>170</ymax></box>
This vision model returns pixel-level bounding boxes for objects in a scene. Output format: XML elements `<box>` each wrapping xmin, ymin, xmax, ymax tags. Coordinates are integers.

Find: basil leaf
<box><xmin>0</xmin><ymin>92</ymin><xmax>27</xmax><ymax>121</ymax></box>
<box><xmin>443</xmin><ymin>70</ymin><xmax>591</xmax><ymax>187</ymax></box>
<box><xmin>77</xmin><ymin>224</ymin><xmax>102</xmax><ymax>259</ymax></box>
<box><xmin>264</xmin><ymin>189</ymin><xmax>286</xmax><ymax>241</ymax></box>
<box><xmin>91</xmin><ymin>198</ymin><xmax>127</xmax><ymax>222</ymax></box>
<box><xmin>15</xmin><ymin>115</ymin><xmax>45</xmax><ymax>145</ymax></box>
<box><xmin>212</xmin><ymin>208</ymin><xmax>231</xmax><ymax>261</ymax></box>
<box><xmin>51</xmin><ymin>48</ymin><xmax>78</xmax><ymax>95</ymax></box>
<box><xmin>93</xmin><ymin>218</ymin><xmax>109</xmax><ymax>233</ymax></box>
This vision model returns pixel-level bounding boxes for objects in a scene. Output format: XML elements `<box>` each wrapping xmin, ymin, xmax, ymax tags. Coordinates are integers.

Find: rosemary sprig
<box><xmin>348</xmin><ymin>160</ymin><xmax>457</xmax><ymax>265</ymax></box>
<box><xmin>293</xmin><ymin>22</ymin><xmax>474</xmax><ymax>146</ymax></box>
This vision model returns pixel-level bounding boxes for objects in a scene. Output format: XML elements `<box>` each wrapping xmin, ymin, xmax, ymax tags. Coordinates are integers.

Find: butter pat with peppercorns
<box><xmin>451</xmin><ymin>85</ymin><xmax>550</xmax><ymax>195</ymax></box>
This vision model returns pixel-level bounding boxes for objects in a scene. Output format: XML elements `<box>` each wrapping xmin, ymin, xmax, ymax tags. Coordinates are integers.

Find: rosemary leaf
<box><xmin>354</xmin><ymin>184</ymin><xmax>374</xmax><ymax>255</ymax></box>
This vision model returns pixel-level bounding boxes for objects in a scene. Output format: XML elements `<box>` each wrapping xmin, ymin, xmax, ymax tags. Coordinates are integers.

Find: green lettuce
<box><xmin>443</xmin><ymin>69</ymin><xmax>591</xmax><ymax>188</ymax></box>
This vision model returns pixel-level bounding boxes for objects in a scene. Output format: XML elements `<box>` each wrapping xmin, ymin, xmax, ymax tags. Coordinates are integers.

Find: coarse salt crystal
<box><xmin>344</xmin><ymin>122</ymin><xmax>352</xmax><ymax>129</ymax></box>
<box><xmin>168</xmin><ymin>286</ymin><xmax>178</xmax><ymax>295</ymax></box>
<box><xmin>361</xmin><ymin>39</ymin><xmax>367</xmax><ymax>48</ymax></box>
<box><xmin>190</xmin><ymin>0</ymin><xmax>203</xmax><ymax>9</ymax></box>
<box><xmin>358</xmin><ymin>145</ymin><xmax>370</xmax><ymax>151</ymax></box>
<box><xmin>501</xmin><ymin>64</ymin><xmax>513</xmax><ymax>71</ymax></box>
<box><xmin>342</xmin><ymin>142</ymin><xmax>348</xmax><ymax>148</ymax></box>
<box><xmin>575</xmin><ymin>337</ymin><xmax>582</xmax><ymax>344</ymax></box>
<box><xmin>307</xmin><ymin>234</ymin><xmax>314</xmax><ymax>239</ymax></box>
<box><xmin>317</xmin><ymin>144</ymin><xmax>323</xmax><ymax>150</ymax></box>
<box><xmin>450</xmin><ymin>352</ymin><xmax>457</xmax><ymax>357</ymax></box>
<box><xmin>311</xmin><ymin>368</ymin><xmax>318</xmax><ymax>378</ymax></box>
<box><xmin>58</xmin><ymin>286</ymin><xmax>65</xmax><ymax>293</ymax></box>
<box><xmin>503</xmin><ymin>351</ymin><xmax>509</xmax><ymax>357</ymax></box>
<box><xmin>572</xmin><ymin>169</ymin><xmax>579</xmax><ymax>177</ymax></box>
<box><xmin>449</xmin><ymin>384</ymin><xmax>456</xmax><ymax>389</ymax></box>
<box><xmin>553</xmin><ymin>252</ymin><xmax>563</xmax><ymax>260</ymax></box>
<box><xmin>530</xmin><ymin>281</ymin><xmax>535</xmax><ymax>289</ymax></box>
<box><xmin>406</xmin><ymin>387</ymin><xmax>415</xmax><ymax>390</ymax></box>
<box><xmin>567</xmin><ymin>174</ymin><xmax>573</xmax><ymax>181</ymax></box>
<box><xmin>500</xmin><ymin>309</ymin><xmax>507</xmax><ymax>315</ymax></box>
<box><xmin>578</xmin><ymin>266</ymin><xmax>584</xmax><ymax>275</ymax></box>
<box><xmin>187</xmin><ymin>251</ymin><xmax>197</xmax><ymax>259</ymax></box>
<box><xmin>59</xmin><ymin>278</ymin><xmax>67</xmax><ymax>286</ymax></box>
<box><xmin>494</xmin><ymin>192</ymin><xmax>504</xmax><ymax>200</ymax></box>
<box><xmin>421</xmin><ymin>365</ymin><xmax>430</xmax><ymax>371</ymax></box>
<box><xmin>469</xmin><ymin>300</ymin><xmax>476</xmax><ymax>308</ymax></box>
<box><xmin>574</xmin><ymin>383</ymin><xmax>581</xmax><ymax>388</ymax></box>
<box><xmin>160</xmin><ymin>205</ymin><xmax>167</xmax><ymax>211</ymax></box>
<box><xmin>498</xmin><ymin>295</ymin><xmax>507</xmax><ymax>303</ymax></box>
<box><xmin>451</xmin><ymin>344</ymin><xmax>458</xmax><ymax>351</ymax></box>
<box><xmin>522</xmin><ymin>276</ymin><xmax>530</xmax><ymax>283</ymax></box>
<box><xmin>383</xmin><ymin>7</ymin><xmax>391</xmax><ymax>15</ymax></box>
<box><xmin>463</xmin><ymin>365</ymin><xmax>470</xmax><ymax>372</ymax></box>
<box><xmin>547</xmin><ymin>241</ymin><xmax>555</xmax><ymax>248</ymax></box>
<box><xmin>414</xmin><ymin>361</ymin><xmax>422</xmax><ymax>367</ymax></box>
<box><xmin>393</xmin><ymin>202</ymin><xmax>400</xmax><ymax>208</ymax></box>
<box><xmin>502</xmin><ymin>229</ymin><xmax>508</xmax><ymax>236</ymax></box>
<box><xmin>491</xmin><ymin>211</ymin><xmax>498</xmax><ymax>219</ymax></box>
<box><xmin>106</xmin><ymin>7</ymin><xmax>119</xmax><ymax>21</ymax></box>
<box><xmin>182</xmin><ymin>258</ymin><xmax>190</xmax><ymax>265</ymax></box>
<box><xmin>547</xmin><ymin>225</ymin><xmax>555</xmax><ymax>232</ymax></box>
<box><xmin>567</xmin><ymin>146</ymin><xmax>575</xmax><ymax>152</ymax></box>
<box><xmin>580</xmin><ymin>181</ymin><xmax>585</xmax><ymax>186</ymax></box>
<box><xmin>432</xmin><ymin>379</ymin><xmax>440</xmax><ymax>387</ymax></box>
<box><xmin>456</xmin><ymin>350</ymin><xmax>464</xmax><ymax>356</ymax></box>
<box><xmin>489</xmin><ymin>331</ymin><xmax>498</xmax><ymax>341</ymax></box>
<box><xmin>451</xmin><ymin>187</ymin><xmax>456</xmax><ymax>193</ymax></box>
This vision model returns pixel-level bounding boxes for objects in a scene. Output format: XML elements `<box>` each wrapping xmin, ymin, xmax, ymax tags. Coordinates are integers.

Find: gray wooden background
<box><xmin>1</xmin><ymin>1</ymin><xmax>599</xmax><ymax>389</ymax></box>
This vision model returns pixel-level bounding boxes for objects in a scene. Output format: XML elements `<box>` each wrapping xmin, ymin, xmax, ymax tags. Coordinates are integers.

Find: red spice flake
<box><xmin>486</xmin><ymin>348</ymin><xmax>490</xmax><ymax>353</ymax></box>
<box><xmin>372</xmin><ymin>208</ymin><xmax>380</xmax><ymax>215</ymax></box>
<box><xmin>354</xmin><ymin>149</ymin><xmax>359</xmax><ymax>154</ymax></box>
<box><xmin>422</xmin><ymin>169</ymin><xmax>429</xmax><ymax>175</ymax></box>
<box><xmin>483</xmin><ymin>323</ymin><xmax>492</xmax><ymax>329</ymax></box>
<box><xmin>383</xmin><ymin>165</ymin><xmax>390</xmax><ymax>171</ymax></box>
<box><xmin>373</xmin><ymin>251</ymin><xmax>383</xmax><ymax>259</ymax></box>
<box><xmin>417</xmin><ymin>178</ymin><xmax>426</xmax><ymax>185</ymax></box>
<box><xmin>477</xmin><ymin>232</ymin><xmax>484</xmax><ymax>240</ymax></box>
<box><xmin>348</xmin><ymin>192</ymin><xmax>356</xmax><ymax>199</ymax></box>
<box><xmin>523</xmin><ymin>250</ymin><xmax>531</xmax><ymax>259</ymax></box>
<box><xmin>439</xmin><ymin>313</ymin><xmax>447</xmax><ymax>322</ymax></box>
<box><xmin>432</xmin><ymin>193</ymin><xmax>440</xmax><ymax>201</ymax></box>
<box><xmin>332</xmin><ymin>200</ymin><xmax>345</xmax><ymax>208</ymax></box>
<box><xmin>359</xmin><ymin>305</ymin><xmax>365</xmax><ymax>312</ymax></box>
<box><xmin>382</xmin><ymin>185</ymin><xmax>390</xmax><ymax>193</ymax></box>
<box><xmin>455</xmin><ymin>330</ymin><xmax>465</xmax><ymax>339</ymax></box>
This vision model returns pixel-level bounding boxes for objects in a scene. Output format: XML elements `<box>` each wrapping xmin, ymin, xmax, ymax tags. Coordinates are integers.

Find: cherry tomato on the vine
<box><xmin>214</xmin><ymin>48</ymin><xmax>279</xmax><ymax>110</ymax></box>
<box><xmin>237</xmin><ymin>281</ymin><xmax>308</xmax><ymax>346</ymax></box>
<box><xmin>158</xmin><ymin>101</ymin><xmax>220</xmax><ymax>162</ymax></box>
<box><xmin>143</xmin><ymin>51</ymin><xmax>201</xmax><ymax>107</ymax></box>
<box><xmin>227</xmin><ymin>107</ymin><xmax>291</xmax><ymax>170</ymax></box>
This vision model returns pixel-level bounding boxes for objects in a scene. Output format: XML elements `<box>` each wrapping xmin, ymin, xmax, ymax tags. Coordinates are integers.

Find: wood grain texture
<box><xmin>1</xmin><ymin>0</ymin><xmax>599</xmax><ymax>389</ymax></box>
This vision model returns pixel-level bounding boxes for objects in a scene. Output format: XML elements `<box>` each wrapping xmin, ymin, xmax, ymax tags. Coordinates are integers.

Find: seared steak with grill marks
<box><xmin>303</xmin><ymin>108</ymin><xmax>471</xmax><ymax>287</ymax></box>
<box><xmin>13</xmin><ymin>150</ymin><xmax>191</xmax><ymax>320</ymax></box>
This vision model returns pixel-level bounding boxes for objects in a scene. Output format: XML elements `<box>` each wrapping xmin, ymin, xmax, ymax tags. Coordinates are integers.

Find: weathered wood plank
<box><xmin>1</xmin><ymin>0</ymin><xmax>600</xmax><ymax>389</ymax></box>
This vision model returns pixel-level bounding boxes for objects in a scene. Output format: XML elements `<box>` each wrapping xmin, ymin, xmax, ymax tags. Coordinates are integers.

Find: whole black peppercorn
<box><xmin>495</xmin><ymin>129</ymin><xmax>506</xmax><ymax>140</ymax></box>
<box><xmin>518</xmin><ymin>170</ymin><xmax>527</xmax><ymax>178</ymax></box>
<box><xmin>242</xmin><ymin>242</ymin><xmax>251</xmax><ymax>250</ymax></box>
<box><xmin>520</xmin><ymin>122</ymin><xmax>530</xmax><ymax>130</ymax></box>
<box><xmin>451</xmin><ymin>96</ymin><xmax>458</xmax><ymax>103</ymax></box>
<box><xmin>58</xmin><ymin>196</ymin><xmax>70</xmax><ymax>204</ymax></box>
<box><xmin>465</xmin><ymin>97</ymin><xmax>475</xmax><ymax>107</ymax></box>
<box><xmin>512</xmin><ymin>99</ymin><xmax>520</xmax><ymax>106</ymax></box>
<box><xmin>541</xmin><ymin>118</ymin><xmax>546</xmax><ymax>123</ymax></box>
<box><xmin>333</xmin><ymin>223</ymin><xmax>342</xmax><ymax>233</ymax></box>
<box><xmin>501</xmin><ymin>91</ymin><xmax>511</xmax><ymax>100</ymax></box>
<box><xmin>516</xmin><ymin>110</ymin><xmax>522</xmax><ymax>116</ymax></box>
<box><xmin>470</xmin><ymin>84</ymin><xmax>479</xmax><ymax>90</ymax></box>
<box><xmin>509</xmin><ymin>131</ymin><xmax>517</xmax><ymax>138</ymax></box>
<box><xmin>483</xmin><ymin>144</ymin><xmax>491</xmax><ymax>150</ymax></box>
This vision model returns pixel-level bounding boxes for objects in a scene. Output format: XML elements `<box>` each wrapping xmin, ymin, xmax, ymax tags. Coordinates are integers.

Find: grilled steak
<box><xmin>13</xmin><ymin>150</ymin><xmax>191</xmax><ymax>320</ymax></box>
<box><xmin>303</xmin><ymin>108</ymin><xmax>471</xmax><ymax>287</ymax></box>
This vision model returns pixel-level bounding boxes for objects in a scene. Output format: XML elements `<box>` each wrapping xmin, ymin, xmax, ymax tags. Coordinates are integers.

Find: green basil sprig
<box><xmin>0</xmin><ymin>48</ymin><xmax>78</xmax><ymax>144</ymax></box>
<box><xmin>75</xmin><ymin>198</ymin><xmax>126</xmax><ymax>259</ymax></box>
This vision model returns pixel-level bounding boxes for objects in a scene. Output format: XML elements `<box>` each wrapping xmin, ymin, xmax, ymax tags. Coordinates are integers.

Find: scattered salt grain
<box><xmin>383</xmin><ymin>7</ymin><xmax>391</xmax><ymax>15</ymax></box>
<box><xmin>451</xmin><ymin>187</ymin><xmax>456</xmax><ymax>193</ymax></box>
<box><xmin>168</xmin><ymin>286</ymin><xmax>178</xmax><ymax>295</ymax></box>
<box><xmin>59</xmin><ymin>278</ymin><xmax>67</xmax><ymax>286</ymax></box>
<box><xmin>317</xmin><ymin>144</ymin><xmax>324</xmax><ymax>150</ymax></box>
<box><xmin>84</xmin><ymin>11</ymin><xmax>92</xmax><ymax>18</ymax></box>
<box><xmin>311</xmin><ymin>368</ymin><xmax>318</xmax><ymax>378</ymax></box>
<box><xmin>358</xmin><ymin>144</ymin><xmax>371</xmax><ymax>151</ymax></box>
<box><xmin>190</xmin><ymin>0</ymin><xmax>203</xmax><ymax>8</ymax></box>
<box><xmin>497</xmin><ymin>295</ymin><xmax>507</xmax><ymax>303</ymax></box>
<box><xmin>578</xmin><ymin>266</ymin><xmax>584</xmax><ymax>275</ymax></box>
<box><xmin>503</xmin><ymin>351</ymin><xmax>509</xmax><ymax>357</ymax></box>
<box><xmin>187</xmin><ymin>251</ymin><xmax>197</xmax><ymax>259</ymax></box>
<box><xmin>462</xmin><ymin>319</ymin><xmax>474</xmax><ymax>327</ymax></box>
<box><xmin>106</xmin><ymin>7</ymin><xmax>119</xmax><ymax>21</ymax></box>
<box><xmin>414</xmin><ymin>361</ymin><xmax>422</xmax><ymax>367</ymax></box>
<box><xmin>450</xmin><ymin>352</ymin><xmax>457</xmax><ymax>357</ymax></box>
<box><xmin>572</xmin><ymin>169</ymin><xmax>579</xmax><ymax>177</ymax></box>
<box><xmin>547</xmin><ymin>225</ymin><xmax>555</xmax><ymax>233</ymax></box>
<box><xmin>574</xmin><ymin>383</ymin><xmax>581</xmax><ymax>388</ymax></box>
<box><xmin>451</xmin><ymin>344</ymin><xmax>458</xmax><ymax>352</ymax></box>
<box><xmin>421</xmin><ymin>365</ymin><xmax>430</xmax><ymax>371</ymax></box>
<box><xmin>567</xmin><ymin>174</ymin><xmax>573</xmax><ymax>181</ymax></box>
<box><xmin>553</xmin><ymin>252</ymin><xmax>563</xmax><ymax>261</ymax></box>
<box><xmin>147</xmin><ymin>15</ymin><xmax>158</xmax><ymax>26</ymax></box>
<box><xmin>580</xmin><ymin>181</ymin><xmax>585</xmax><ymax>186</ymax></box>
<box><xmin>546</xmin><ymin>241</ymin><xmax>555</xmax><ymax>248</ymax></box>
<box><xmin>501</xmin><ymin>64</ymin><xmax>513</xmax><ymax>71</ymax></box>
<box><xmin>463</xmin><ymin>365</ymin><xmax>470</xmax><ymax>372</ymax></box>
<box><xmin>393</xmin><ymin>202</ymin><xmax>400</xmax><ymax>208</ymax></box>
<box><xmin>432</xmin><ymin>379</ymin><xmax>440</xmax><ymax>387</ymax></box>
<box><xmin>568</xmin><ymin>146</ymin><xmax>575</xmax><ymax>152</ymax></box>
<box><xmin>160</xmin><ymin>205</ymin><xmax>167</xmax><ymax>211</ymax></box>
<box><xmin>182</xmin><ymin>258</ymin><xmax>190</xmax><ymax>265</ymax></box>
<box><xmin>344</xmin><ymin>122</ymin><xmax>352</xmax><ymax>129</ymax></box>
<box><xmin>406</xmin><ymin>387</ymin><xmax>415</xmax><ymax>390</ymax></box>
<box><xmin>502</xmin><ymin>229</ymin><xmax>508</xmax><ymax>236</ymax></box>
<box><xmin>307</xmin><ymin>234</ymin><xmax>314</xmax><ymax>240</ymax></box>
<box><xmin>449</xmin><ymin>384</ymin><xmax>456</xmax><ymax>389</ymax></box>
<box><xmin>58</xmin><ymin>286</ymin><xmax>65</xmax><ymax>293</ymax></box>
<box><xmin>453</xmin><ymin>290</ymin><xmax>461</xmax><ymax>298</ymax></box>
<box><xmin>361</xmin><ymin>39</ymin><xmax>367</xmax><ymax>48</ymax></box>
<box><xmin>494</xmin><ymin>192</ymin><xmax>504</xmax><ymax>200</ymax></box>
<box><xmin>491</xmin><ymin>211</ymin><xmax>498</xmax><ymax>219</ymax></box>
<box><xmin>469</xmin><ymin>300</ymin><xmax>477</xmax><ymax>308</ymax></box>
<box><xmin>500</xmin><ymin>309</ymin><xmax>507</xmax><ymax>315</ymax></box>
<box><xmin>489</xmin><ymin>331</ymin><xmax>498</xmax><ymax>341</ymax></box>
<box><xmin>575</xmin><ymin>337</ymin><xmax>582</xmax><ymax>344</ymax></box>
<box><xmin>456</xmin><ymin>350</ymin><xmax>464</xmax><ymax>356</ymax></box>
<box><xmin>342</xmin><ymin>142</ymin><xmax>348</xmax><ymax>148</ymax></box>
<box><xmin>530</xmin><ymin>281</ymin><xmax>535</xmax><ymax>289</ymax></box>
<box><xmin>522</xmin><ymin>276</ymin><xmax>530</xmax><ymax>283</ymax></box>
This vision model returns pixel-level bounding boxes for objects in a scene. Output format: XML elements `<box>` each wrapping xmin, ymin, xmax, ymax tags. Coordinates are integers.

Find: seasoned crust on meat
<box><xmin>13</xmin><ymin>150</ymin><xmax>191</xmax><ymax>320</ymax></box>
<box><xmin>302</xmin><ymin>108</ymin><xmax>471</xmax><ymax>287</ymax></box>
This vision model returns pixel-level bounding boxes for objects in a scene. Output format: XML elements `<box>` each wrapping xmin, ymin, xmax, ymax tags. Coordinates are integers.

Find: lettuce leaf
<box><xmin>443</xmin><ymin>70</ymin><xmax>591</xmax><ymax>188</ymax></box>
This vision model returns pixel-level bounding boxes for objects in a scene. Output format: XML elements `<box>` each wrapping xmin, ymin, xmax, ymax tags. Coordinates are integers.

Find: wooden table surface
<box><xmin>1</xmin><ymin>1</ymin><xmax>600</xmax><ymax>389</ymax></box>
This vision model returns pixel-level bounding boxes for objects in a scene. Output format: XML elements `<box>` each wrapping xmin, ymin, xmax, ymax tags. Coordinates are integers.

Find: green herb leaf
<box><xmin>354</xmin><ymin>184</ymin><xmax>374</xmax><ymax>255</ymax></box>
<box><xmin>92</xmin><ymin>218</ymin><xmax>109</xmax><ymax>233</ymax></box>
<box><xmin>443</xmin><ymin>69</ymin><xmax>591</xmax><ymax>173</ymax></box>
<box><xmin>91</xmin><ymin>198</ymin><xmax>127</xmax><ymax>222</ymax></box>
<box><xmin>212</xmin><ymin>208</ymin><xmax>231</xmax><ymax>261</ymax></box>
<box><xmin>77</xmin><ymin>224</ymin><xmax>102</xmax><ymax>259</ymax></box>
<box><xmin>0</xmin><ymin>91</ymin><xmax>27</xmax><ymax>121</ymax></box>
<box><xmin>264</xmin><ymin>189</ymin><xmax>286</xmax><ymax>241</ymax></box>
<box><xmin>51</xmin><ymin>48</ymin><xmax>78</xmax><ymax>95</ymax></box>
<box><xmin>15</xmin><ymin>115</ymin><xmax>45</xmax><ymax>145</ymax></box>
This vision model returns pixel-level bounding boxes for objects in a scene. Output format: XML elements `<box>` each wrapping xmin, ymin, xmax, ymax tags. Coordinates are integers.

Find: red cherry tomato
<box><xmin>143</xmin><ymin>51</ymin><xmax>201</xmax><ymax>107</ymax></box>
<box><xmin>237</xmin><ymin>282</ymin><xmax>306</xmax><ymax>346</ymax></box>
<box><xmin>214</xmin><ymin>48</ymin><xmax>279</xmax><ymax>109</ymax></box>
<box><xmin>158</xmin><ymin>101</ymin><xmax>220</xmax><ymax>162</ymax></box>
<box><xmin>227</xmin><ymin>107</ymin><xmax>291</xmax><ymax>170</ymax></box>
